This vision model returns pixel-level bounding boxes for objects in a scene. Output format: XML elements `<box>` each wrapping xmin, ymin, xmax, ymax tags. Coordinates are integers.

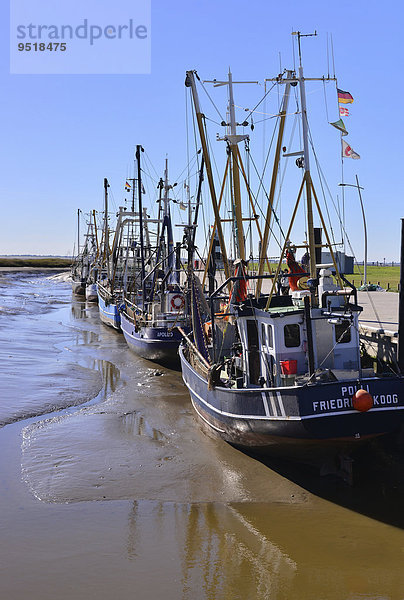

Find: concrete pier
<box><xmin>357</xmin><ymin>291</ymin><xmax>398</xmax><ymax>363</ymax></box>
<box><xmin>357</xmin><ymin>291</ymin><xmax>398</xmax><ymax>333</ymax></box>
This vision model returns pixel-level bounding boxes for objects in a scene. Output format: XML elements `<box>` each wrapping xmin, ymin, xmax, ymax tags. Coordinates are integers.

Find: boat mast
<box><xmin>136</xmin><ymin>145</ymin><xmax>146</xmax><ymax>304</ymax></box>
<box><xmin>131</xmin><ymin>163</ymin><xmax>136</xmax><ymax>213</ymax></box>
<box><xmin>203</xmin><ymin>70</ymin><xmax>257</xmax><ymax>263</ymax></box>
<box><xmin>163</xmin><ymin>158</ymin><xmax>169</xmax><ymax>218</ymax></box>
<box><xmin>185</xmin><ymin>71</ymin><xmax>230</xmax><ymax>280</ymax></box>
<box><xmin>227</xmin><ymin>69</ymin><xmax>245</xmax><ymax>261</ymax></box>
<box><xmin>156</xmin><ymin>177</ymin><xmax>164</xmax><ymax>245</ymax></box>
<box><xmin>295</xmin><ymin>31</ymin><xmax>317</xmax><ymax>282</ymax></box>
<box><xmin>256</xmin><ymin>70</ymin><xmax>292</xmax><ymax>297</ymax></box>
<box><xmin>163</xmin><ymin>158</ymin><xmax>175</xmax><ymax>279</ymax></box>
<box><xmin>92</xmin><ymin>210</ymin><xmax>99</xmax><ymax>255</ymax></box>
<box><xmin>186</xmin><ymin>157</ymin><xmax>205</xmax><ymax>280</ymax></box>
<box><xmin>192</xmin><ymin>157</ymin><xmax>204</xmax><ymax>251</ymax></box>
<box><xmin>103</xmin><ymin>178</ymin><xmax>110</xmax><ymax>280</ymax></box>
<box><xmin>77</xmin><ymin>209</ymin><xmax>80</xmax><ymax>258</ymax></box>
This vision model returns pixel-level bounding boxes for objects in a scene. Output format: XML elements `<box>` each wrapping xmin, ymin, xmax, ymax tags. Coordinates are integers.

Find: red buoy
<box><xmin>352</xmin><ymin>389</ymin><xmax>374</xmax><ymax>412</ymax></box>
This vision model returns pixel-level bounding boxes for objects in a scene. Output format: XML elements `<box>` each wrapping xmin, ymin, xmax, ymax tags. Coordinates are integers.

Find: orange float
<box><xmin>352</xmin><ymin>389</ymin><xmax>374</xmax><ymax>412</ymax></box>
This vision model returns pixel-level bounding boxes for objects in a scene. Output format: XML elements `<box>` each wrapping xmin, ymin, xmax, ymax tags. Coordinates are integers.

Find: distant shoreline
<box><xmin>0</xmin><ymin>267</ymin><xmax>70</xmax><ymax>273</ymax></box>
<box><xmin>0</xmin><ymin>258</ymin><xmax>71</xmax><ymax>270</ymax></box>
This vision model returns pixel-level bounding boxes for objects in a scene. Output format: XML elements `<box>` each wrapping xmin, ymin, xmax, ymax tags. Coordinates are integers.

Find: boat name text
<box><xmin>312</xmin><ymin>385</ymin><xmax>398</xmax><ymax>412</ymax></box>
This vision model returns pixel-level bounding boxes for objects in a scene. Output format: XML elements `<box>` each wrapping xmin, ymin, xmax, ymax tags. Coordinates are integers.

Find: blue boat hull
<box><xmin>179</xmin><ymin>345</ymin><xmax>404</xmax><ymax>453</ymax></box>
<box><xmin>120</xmin><ymin>311</ymin><xmax>183</xmax><ymax>363</ymax></box>
<box><xmin>97</xmin><ymin>293</ymin><xmax>121</xmax><ymax>330</ymax></box>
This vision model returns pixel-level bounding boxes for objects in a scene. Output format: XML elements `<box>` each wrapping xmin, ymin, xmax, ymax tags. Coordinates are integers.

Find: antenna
<box><xmin>292</xmin><ymin>30</ymin><xmax>318</xmax><ymax>66</ymax></box>
<box><xmin>330</xmin><ymin>34</ymin><xmax>336</xmax><ymax>79</ymax></box>
<box><xmin>326</xmin><ymin>32</ymin><xmax>330</xmax><ymax>79</ymax></box>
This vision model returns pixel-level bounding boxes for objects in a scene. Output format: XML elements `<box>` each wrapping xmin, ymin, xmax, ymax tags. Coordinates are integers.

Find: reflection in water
<box><xmin>92</xmin><ymin>359</ymin><xmax>119</xmax><ymax>400</ymax></box>
<box><xmin>71</xmin><ymin>300</ymin><xmax>88</xmax><ymax>320</ymax></box>
<box><xmin>120</xmin><ymin>412</ymin><xmax>166</xmax><ymax>442</ymax></box>
<box><xmin>127</xmin><ymin>501</ymin><xmax>139</xmax><ymax>560</ymax></box>
<box><xmin>101</xmin><ymin>359</ymin><xmax>119</xmax><ymax>397</ymax></box>
<box><xmin>121</xmin><ymin>497</ymin><xmax>404</xmax><ymax>600</ymax></box>
<box><xmin>180</xmin><ymin>503</ymin><xmax>296</xmax><ymax>599</ymax></box>
<box><xmin>72</xmin><ymin>329</ymin><xmax>100</xmax><ymax>347</ymax></box>
<box><xmin>125</xmin><ymin>501</ymin><xmax>297</xmax><ymax>600</ymax></box>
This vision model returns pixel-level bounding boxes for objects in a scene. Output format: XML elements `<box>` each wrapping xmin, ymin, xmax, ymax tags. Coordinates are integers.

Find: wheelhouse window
<box><xmin>247</xmin><ymin>320</ymin><xmax>259</xmax><ymax>349</ymax></box>
<box><xmin>284</xmin><ymin>323</ymin><xmax>300</xmax><ymax>348</ymax></box>
<box><xmin>261</xmin><ymin>323</ymin><xmax>273</xmax><ymax>348</ymax></box>
<box><xmin>335</xmin><ymin>320</ymin><xmax>351</xmax><ymax>344</ymax></box>
<box><xmin>247</xmin><ymin>320</ymin><xmax>260</xmax><ymax>385</ymax></box>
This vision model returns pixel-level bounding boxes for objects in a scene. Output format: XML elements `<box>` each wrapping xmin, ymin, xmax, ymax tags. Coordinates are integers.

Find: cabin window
<box><xmin>261</xmin><ymin>323</ymin><xmax>273</xmax><ymax>348</ymax></box>
<box><xmin>247</xmin><ymin>320</ymin><xmax>259</xmax><ymax>349</ymax></box>
<box><xmin>284</xmin><ymin>323</ymin><xmax>300</xmax><ymax>348</ymax></box>
<box><xmin>247</xmin><ymin>320</ymin><xmax>260</xmax><ymax>385</ymax></box>
<box><xmin>335</xmin><ymin>320</ymin><xmax>351</xmax><ymax>344</ymax></box>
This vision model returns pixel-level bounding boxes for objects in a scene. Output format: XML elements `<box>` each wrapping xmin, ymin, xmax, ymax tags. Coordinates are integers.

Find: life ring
<box><xmin>297</xmin><ymin>276</ymin><xmax>309</xmax><ymax>290</ymax></box>
<box><xmin>171</xmin><ymin>294</ymin><xmax>184</xmax><ymax>310</ymax></box>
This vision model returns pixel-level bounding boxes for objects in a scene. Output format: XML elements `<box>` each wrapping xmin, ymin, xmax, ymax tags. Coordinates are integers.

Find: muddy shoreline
<box><xmin>1</xmin><ymin>273</ymin><xmax>404</xmax><ymax>599</ymax></box>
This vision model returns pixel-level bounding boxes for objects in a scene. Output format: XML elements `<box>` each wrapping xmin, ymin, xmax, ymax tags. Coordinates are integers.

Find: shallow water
<box><xmin>1</xmin><ymin>272</ymin><xmax>404</xmax><ymax>599</ymax></box>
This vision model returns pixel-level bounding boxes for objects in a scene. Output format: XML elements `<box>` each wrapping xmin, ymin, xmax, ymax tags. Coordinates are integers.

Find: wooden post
<box><xmin>397</xmin><ymin>219</ymin><xmax>404</xmax><ymax>372</ymax></box>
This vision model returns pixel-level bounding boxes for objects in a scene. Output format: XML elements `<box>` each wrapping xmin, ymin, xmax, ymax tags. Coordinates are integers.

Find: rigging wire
<box><xmin>273</xmin><ymin>112</ymin><xmax>299</xmax><ymax>231</ymax></box>
<box><xmin>143</xmin><ymin>150</ymin><xmax>160</xmax><ymax>181</ymax></box>
<box><xmin>262</xmin><ymin>80</ymin><xmax>267</xmax><ymax>202</ymax></box>
<box><xmin>204</xmin><ymin>115</ymin><xmax>224</xmax><ymax>127</ymax></box>
<box><xmin>307</xmin><ymin>124</ymin><xmax>337</xmax><ymax>246</ymax></box>
<box><xmin>243</xmin><ymin>82</ymin><xmax>277</xmax><ymax>123</ymax></box>
<box><xmin>254</xmin><ymin>112</ymin><xmax>299</xmax><ymax>125</ymax></box>
<box><xmin>172</xmin><ymin>149</ymin><xmax>201</xmax><ymax>189</ymax></box>
<box><xmin>190</xmin><ymin>91</ymin><xmax>209</xmax><ymax>260</ymax></box>
<box><xmin>243</xmin><ymin>150</ymin><xmax>283</xmax><ymax>252</ymax></box>
<box><xmin>246</xmin><ymin>127</ymin><xmax>286</xmax><ymax>250</ymax></box>
<box><xmin>199</xmin><ymin>78</ymin><xmax>226</xmax><ymax>123</ymax></box>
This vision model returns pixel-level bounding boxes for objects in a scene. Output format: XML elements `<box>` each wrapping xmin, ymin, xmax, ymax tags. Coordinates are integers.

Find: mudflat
<box><xmin>1</xmin><ymin>273</ymin><xmax>404</xmax><ymax>600</ymax></box>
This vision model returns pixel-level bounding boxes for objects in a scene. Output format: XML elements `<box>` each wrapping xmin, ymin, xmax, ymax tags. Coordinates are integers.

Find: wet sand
<box><xmin>1</xmin><ymin>274</ymin><xmax>404</xmax><ymax>599</ymax></box>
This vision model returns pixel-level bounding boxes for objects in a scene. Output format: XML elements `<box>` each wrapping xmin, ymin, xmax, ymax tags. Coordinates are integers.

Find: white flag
<box><xmin>342</xmin><ymin>139</ymin><xmax>360</xmax><ymax>160</ymax></box>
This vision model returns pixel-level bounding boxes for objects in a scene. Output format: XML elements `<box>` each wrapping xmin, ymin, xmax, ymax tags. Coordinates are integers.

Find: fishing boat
<box><xmin>85</xmin><ymin>210</ymin><xmax>100</xmax><ymax>302</ymax></box>
<box><xmin>71</xmin><ymin>209</ymin><xmax>86</xmax><ymax>296</ymax></box>
<box><xmin>120</xmin><ymin>147</ymin><xmax>187</xmax><ymax>364</ymax></box>
<box><xmin>96</xmin><ymin>177</ymin><xmax>144</xmax><ymax>329</ymax></box>
<box><xmin>86</xmin><ymin>279</ymin><xmax>98</xmax><ymax>303</ymax></box>
<box><xmin>71</xmin><ymin>268</ymin><xmax>85</xmax><ymax>296</ymax></box>
<box><xmin>179</xmin><ymin>34</ymin><xmax>404</xmax><ymax>466</ymax></box>
<box><xmin>71</xmin><ymin>209</ymin><xmax>98</xmax><ymax>297</ymax></box>
<box><xmin>96</xmin><ymin>178</ymin><xmax>121</xmax><ymax>328</ymax></box>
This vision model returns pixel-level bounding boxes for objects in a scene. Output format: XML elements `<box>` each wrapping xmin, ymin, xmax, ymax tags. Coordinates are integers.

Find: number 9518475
<box><xmin>18</xmin><ymin>43</ymin><xmax>67</xmax><ymax>51</ymax></box>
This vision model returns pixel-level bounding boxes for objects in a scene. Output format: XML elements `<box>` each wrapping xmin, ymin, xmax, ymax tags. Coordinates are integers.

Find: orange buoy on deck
<box><xmin>352</xmin><ymin>389</ymin><xmax>374</xmax><ymax>412</ymax></box>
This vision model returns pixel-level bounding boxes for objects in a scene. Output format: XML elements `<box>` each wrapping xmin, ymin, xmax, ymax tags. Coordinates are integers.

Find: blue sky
<box><xmin>1</xmin><ymin>0</ymin><xmax>403</xmax><ymax>261</ymax></box>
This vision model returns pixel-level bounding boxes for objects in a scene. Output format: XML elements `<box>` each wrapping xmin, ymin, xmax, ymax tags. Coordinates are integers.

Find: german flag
<box><xmin>125</xmin><ymin>181</ymin><xmax>131</xmax><ymax>191</ymax></box>
<box><xmin>337</xmin><ymin>88</ymin><xmax>354</xmax><ymax>104</ymax></box>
